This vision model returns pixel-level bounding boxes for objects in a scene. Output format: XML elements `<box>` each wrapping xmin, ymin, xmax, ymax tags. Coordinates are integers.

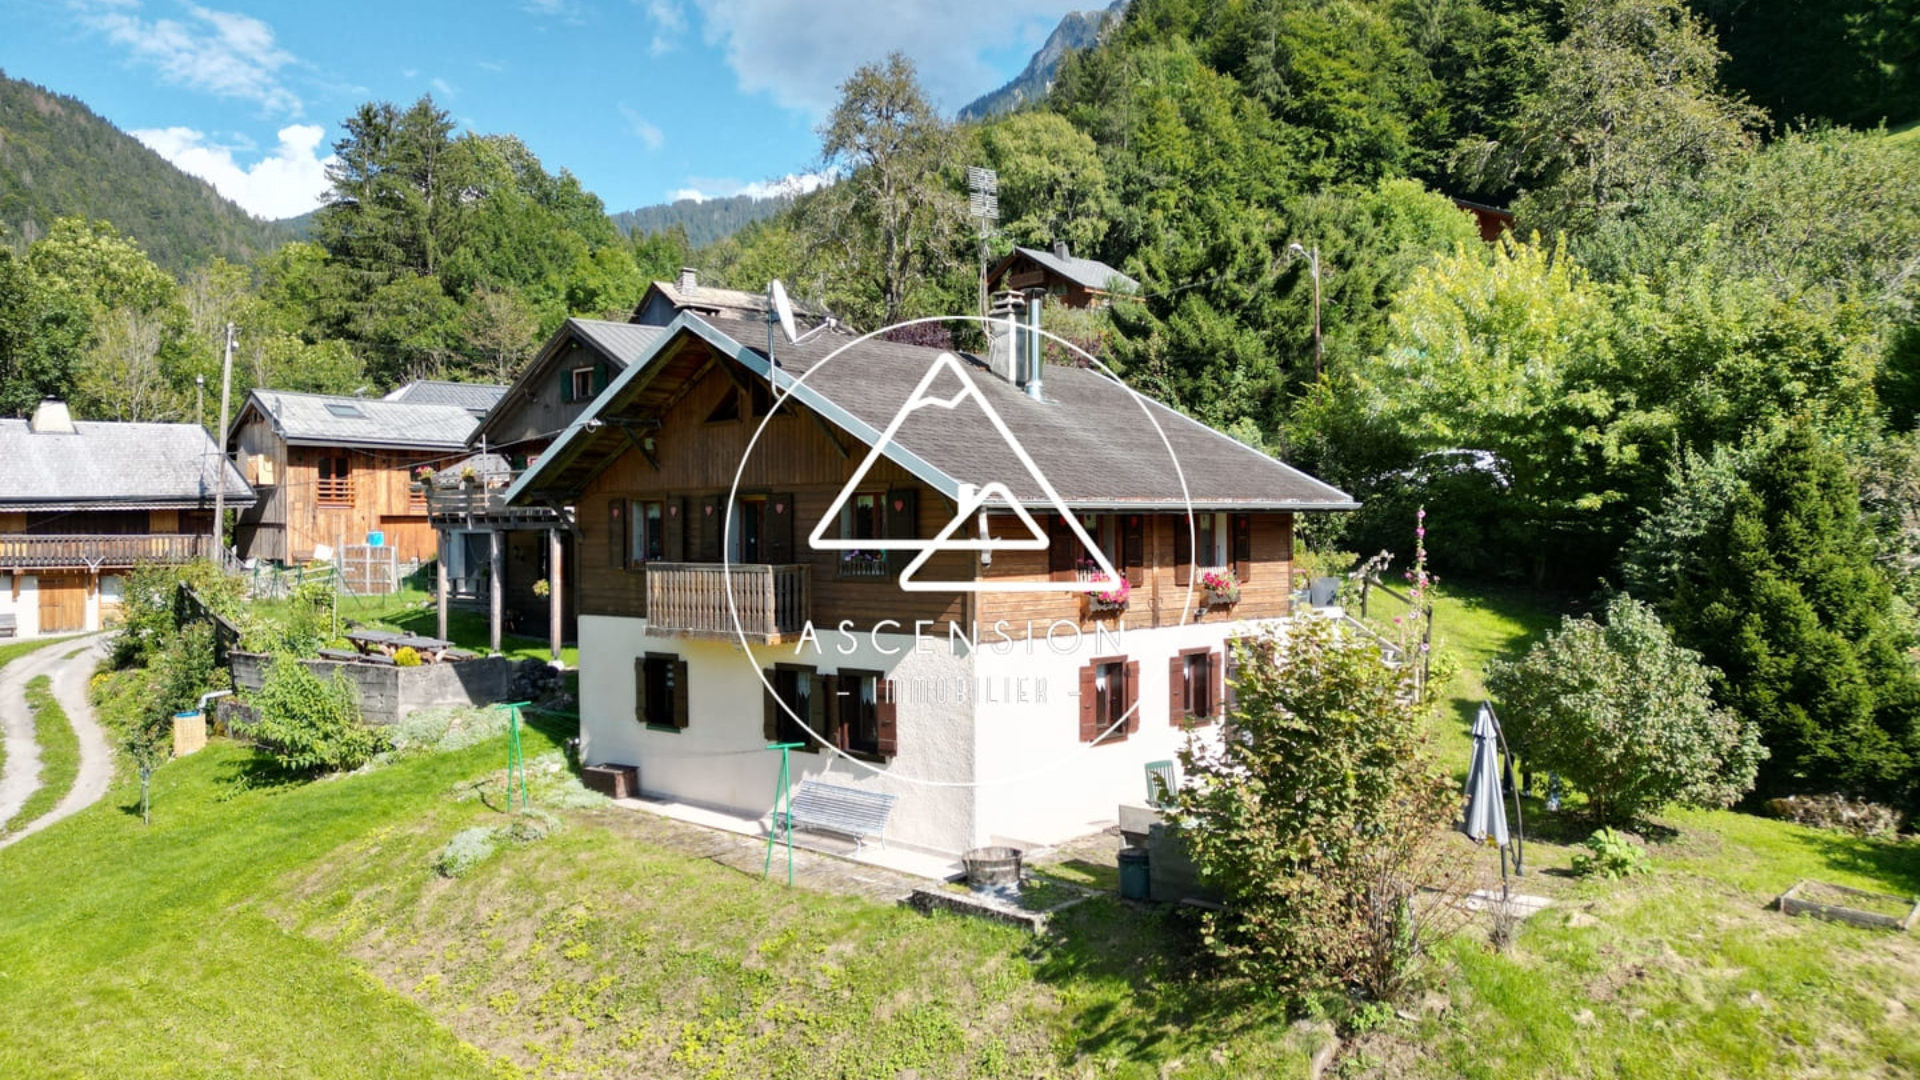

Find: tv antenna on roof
<box><xmin>765</xmin><ymin>279</ymin><xmax>837</xmax><ymax>403</ymax></box>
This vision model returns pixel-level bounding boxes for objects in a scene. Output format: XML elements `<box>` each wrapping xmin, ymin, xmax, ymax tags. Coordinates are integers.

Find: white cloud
<box><xmin>618</xmin><ymin>104</ymin><xmax>665</xmax><ymax>150</ymax></box>
<box><xmin>73</xmin><ymin>1</ymin><xmax>303</xmax><ymax>115</ymax></box>
<box><xmin>644</xmin><ymin>0</ymin><xmax>686</xmax><ymax>55</ymax></box>
<box><xmin>523</xmin><ymin>0</ymin><xmax>588</xmax><ymax>23</ymax></box>
<box><xmin>670</xmin><ymin>170</ymin><xmax>834</xmax><ymax>203</ymax></box>
<box><xmin>685</xmin><ymin>0</ymin><xmax>1087</xmax><ymax>114</ymax></box>
<box><xmin>430</xmin><ymin>76</ymin><xmax>457</xmax><ymax>99</ymax></box>
<box><xmin>132</xmin><ymin>124</ymin><xmax>335</xmax><ymax>220</ymax></box>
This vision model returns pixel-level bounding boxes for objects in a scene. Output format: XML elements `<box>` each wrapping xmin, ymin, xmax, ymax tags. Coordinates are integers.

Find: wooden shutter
<box><xmin>1173</xmin><ymin>516</ymin><xmax>1192</xmax><ymax>587</ymax></box>
<box><xmin>1232</xmin><ymin>514</ymin><xmax>1252</xmax><ymax>582</ymax></box>
<box><xmin>1169</xmin><ymin>655</ymin><xmax>1187</xmax><ymax>725</ymax></box>
<box><xmin>808</xmin><ymin>671</ymin><xmax>828</xmax><ymax>747</ymax></box>
<box><xmin>1049</xmin><ymin>514</ymin><xmax>1076</xmax><ymax>581</ymax></box>
<box><xmin>822</xmin><ymin>674</ymin><xmax>841</xmax><ymax>749</ymax></box>
<box><xmin>608</xmin><ymin>500</ymin><xmax>627</xmax><ymax>570</ymax></box>
<box><xmin>1212</xmin><ymin>648</ymin><xmax>1226</xmax><ymax>719</ymax></box>
<box><xmin>766</xmin><ymin>492</ymin><xmax>795</xmax><ymax>564</ymax></box>
<box><xmin>1123</xmin><ymin>514</ymin><xmax>1144</xmax><ymax>587</ymax></box>
<box><xmin>1078</xmin><ymin>663</ymin><xmax>1098</xmax><ymax>742</ymax></box>
<box><xmin>561</xmin><ymin>367</ymin><xmax>575</xmax><ymax>403</ymax></box>
<box><xmin>1279</xmin><ymin>513</ymin><xmax>1294</xmax><ymax>562</ymax></box>
<box><xmin>633</xmin><ymin>656</ymin><xmax>647</xmax><ymax>725</ymax></box>
<box><xmin>697</xmin><ymin>494</ymin><xmax>721</xmax><ymax>562</ymax></box>
<box><xmin>875</xmin><ymin>678</ymin><xmax>898</xmax><ymax>758</ymax></box>
<box><xmin>762</xmin><ymin>669</ymin><xmax>780</xmax><ymax>742</ymax></box>
<box><xmin>664</xmin><ymin>497</ymin><xmax>686</xmax><ymax>561</ymax></box>
<box><xmin>593</xmin><ymin>363</ymin><xmax>608</xmax><ymax>394</ymax></box>
<box><xmin>672</xmin><ymin>658</ymin><xmax>690</xmax><ymax>729</ymax></box>
<box><xmin>1125</xmin><ymin>660</ymin><xmax>1141</xmax><ymax>734</ymax></box>
<box><xmin>884</xmin><ymin>486</ymin><xmax>917</xmax><ymax>572</ymax></box>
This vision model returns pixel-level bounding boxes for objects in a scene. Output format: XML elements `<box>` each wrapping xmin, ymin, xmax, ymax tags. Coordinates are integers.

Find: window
<box><xmin>763</xmin><ymin>664</ymin><xmax>822</xmax><ymax>750</ymax></box>
<box><xmin>629</xmin><ymin>499</ymin><xmax>665</xmax><ymax>564</ymax></box>
<box><xmin>324</xmin><ymin>402</ymin><xmax>365</xmax><ymax>419</ymax></box>
<box><xmin>1171</xmin><ymin>648</ymin><xmax>1219</xmax><ymax>726</ymax></box>
<box><xmin>838</xmin><ymin>492</ymin><xmax>886</xmax><ymax>578</ymax></box>
<box><xmin>570</xmin><ymin>367</ymin><xmax>596</xmax><ymax>401</ymax></box>
<box><xmin>1196</xmin><ymin>513</ymin><xmax>1220</xmax><ymax>568</ymax></box>
<box><xmin>317</xmin><ymin>454</ymin><xmax>351</xmax><ymax>507</ymax></box>
<box><xmin>634</xmin><ymin>652</ymin><xmax>688</xmax><ymax>730</ymax></box>
<box><xmin>1079</xmin><ymin>656</ymin><xmax>1137</xmax><ymax>743</ymax></box>
<box><xmin>835</xmin><ymin>669</ymin><xmax>886</xmax><ymax>757</ymax></box>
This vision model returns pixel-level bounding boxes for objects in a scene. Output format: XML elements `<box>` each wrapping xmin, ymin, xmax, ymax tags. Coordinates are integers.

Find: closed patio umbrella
<box><xmin>1463</xmin><ymin>703</ymin><xmax>1509</xmax><ymax>847</ymax></box>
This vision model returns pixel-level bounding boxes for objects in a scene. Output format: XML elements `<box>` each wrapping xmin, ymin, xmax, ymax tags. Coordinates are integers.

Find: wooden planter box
<box><xmin>581</xmin><ymin>763</ymin><xmax>639</xmax><ymax>800</ymax></box>
<box><xmin>1776</xmin><ymin>880</ymin><xmax>1919</xmax><ymax>932</ymax></box>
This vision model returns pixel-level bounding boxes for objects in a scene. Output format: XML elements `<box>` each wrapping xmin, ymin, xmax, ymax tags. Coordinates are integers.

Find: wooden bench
<box><xmin>0</xmin><ymin>613</ymin><xmax>15</xmax><ymax>639</ymax></box>
<box><xmin>778</xmin><ymin>782</ymin><xmax>897</xmax><ymax>851</ymax></box>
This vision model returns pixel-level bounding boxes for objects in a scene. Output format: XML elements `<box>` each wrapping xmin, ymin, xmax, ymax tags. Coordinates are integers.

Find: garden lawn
<box><xmin>248</xmin><ymin>586</ymin><xmax>579</xmax><ymax>667</ymax></box>
<box><xmin>1</xmin><ymin>675</ymin><xmax>80</xmax><ymax>836</ymax></box>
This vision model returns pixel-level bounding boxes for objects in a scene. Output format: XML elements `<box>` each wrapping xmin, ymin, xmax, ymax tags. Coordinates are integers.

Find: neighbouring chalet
<box><xmin>505</xmin><ymin>305</ymin><xmax>1356</xmax><ymax>857</ymax></box>
<box><xmin>227</xmin><ymin>385</ymin><xmax>501</xmax><ymax>567</ymax></box>
<box><xmin>986</xmin><ymin>242</ymin><xmax>1140</xmax><ymax>308</ymax></box>
<box><xmin>0</xmin><ymin>400</ymin><xmax>253</xmax><ymax>636</ymax></box>
<box><xmin>425</xmin><ymin>318</ymin><xmax>667</xmax><ymax>653</ymax></box>
<box><xmin>633</xmin><ymin>267</ymin><xmax>821</xmax><ymax>327</ymax></box>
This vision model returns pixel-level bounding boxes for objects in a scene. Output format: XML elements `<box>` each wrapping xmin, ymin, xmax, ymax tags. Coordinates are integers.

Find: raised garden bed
<box><xmin>1777</xmin><ymin>879</ymin><xmax>1919</xmax><ymax>932</ymax></box>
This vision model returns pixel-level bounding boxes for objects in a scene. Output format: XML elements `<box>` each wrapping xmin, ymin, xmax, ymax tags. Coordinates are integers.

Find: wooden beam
<box><xmin>436</xmin><ymin>529</ymin><xmax>450</xmax><ymax>642</ymax></box>
<box><xmin>548</xmin><ymin>528</ymin><xmax>564</xmax><ymax>664</ymax></box>
<box><xmin>616</xmin><ymin>424</ymin><xmax>660</xmax><ymax>471</ymax></box>
<box><xmin>806</xmin><ymin>407</ymin><xmax>849</xmax><ymax>458</ymax></box>
<box><xmin>488</xmin><ymin>528</ymin><xmax>504</xmax><ymax>655</ymax></box>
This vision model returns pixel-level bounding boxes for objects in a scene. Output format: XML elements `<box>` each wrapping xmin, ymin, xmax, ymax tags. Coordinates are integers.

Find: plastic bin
<box><xmin>1118</xmin><ymin>846</ymin><xmax>1151</xmax><ymax>901</ymax></box>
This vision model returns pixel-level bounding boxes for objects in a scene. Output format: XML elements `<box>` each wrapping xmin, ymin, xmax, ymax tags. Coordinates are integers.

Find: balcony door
<box><xmin>733</xmin><ymin>496</ymin><xmax>765</xmax><ymax>564</ymax></box>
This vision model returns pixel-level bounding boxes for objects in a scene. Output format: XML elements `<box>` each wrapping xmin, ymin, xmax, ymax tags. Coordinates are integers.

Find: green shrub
<box><xmin>1570</xmin><ymin>828</ymin><xmax>1651</xmax><ymax>879</ymax></box>
<box><xmin>247</xmin><ymin>659</ymin><xmax>386</xmax><ymax>775</ymax></box>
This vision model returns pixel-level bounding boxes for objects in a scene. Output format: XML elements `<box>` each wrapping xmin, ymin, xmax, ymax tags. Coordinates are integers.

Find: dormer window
<box><xmin>570</xmin><ymin>367</ymin><xmax>595</xmax><ymax>401</ymax></box>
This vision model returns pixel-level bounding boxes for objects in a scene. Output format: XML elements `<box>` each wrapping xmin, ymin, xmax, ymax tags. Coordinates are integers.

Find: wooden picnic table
<box><xmin>344</xmin><ymin>629</ymin><xmax>458</xmax><ymax>661</ymax></box>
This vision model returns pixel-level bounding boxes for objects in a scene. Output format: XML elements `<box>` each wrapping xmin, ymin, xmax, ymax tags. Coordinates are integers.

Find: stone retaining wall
<box><xmin>230</xmin><ymin>651</ymin><xmax>543</xmax><ymax>726</ymax></box>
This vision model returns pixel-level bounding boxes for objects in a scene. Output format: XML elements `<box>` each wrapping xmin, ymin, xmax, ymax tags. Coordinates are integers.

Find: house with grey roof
<box><xmin>384</xmin><ymin>380</ymin><xmax>510</xmax><ymax>414</ymax></box>
<box><xmin>501</xmin><ymin>307</ymin><xmax>1354</xmax><ymax>859</ymax></box>
<box><xmin>0</xmin><ymin>400</ymin><xmax>254</xmax><ymax>636</ymax></box>
<box><xmin>632</xmin><ymin>267</ymin><xmax>821</xmax><ymax>328</ymax></box>
<box><xmin>225</xmin><ymin>386</ymin><xmax>498</xmax><ymax>568</ymax></box>
<box><xmin>987</xmin><ymin>242</ymin><xmax>1140</xmax><ymax>307</ymax></box>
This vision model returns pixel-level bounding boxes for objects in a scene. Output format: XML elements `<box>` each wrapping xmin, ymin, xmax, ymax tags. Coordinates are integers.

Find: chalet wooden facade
<box><xmin>227</xmin><ymin>386</ymin><xmax>500</xmax><ymax>567</ymax></box>
<box><xmin>0</xmin><ymin>400</ymin><xmax>253</xmax><ymax>635</ymax></box>
<box><xmin>510</xmin><ymin>310</ymin><xmax>1355</xmax><ymax>856</ymax></box>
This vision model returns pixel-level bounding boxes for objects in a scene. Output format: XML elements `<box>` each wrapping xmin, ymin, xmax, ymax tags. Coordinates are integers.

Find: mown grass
<box><xmin>250</xmin><ymin>585</ymin><xmax>578</xmax><ymax>666</ymax></box>
<box><xmin>1</xmin><ymin>675</ymin><xmax>80</xmax><ymax>836</ymax></box>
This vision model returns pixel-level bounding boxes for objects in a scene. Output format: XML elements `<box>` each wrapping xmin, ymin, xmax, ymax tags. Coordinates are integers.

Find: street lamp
<box><xmin>1288</xmin><ymin>242</ymin><xmax>1323</xmax><ymax>380</ymax></box>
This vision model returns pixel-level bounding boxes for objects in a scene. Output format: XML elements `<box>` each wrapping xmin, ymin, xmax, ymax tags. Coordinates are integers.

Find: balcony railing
<box><xmin>644</xmin><ymin>562</ymin><xmax>810</xmax><ymax>641</ymax></box>
<box><xmin>0</xmin><ymin>533</ymin><xmax>209</xmax><ymax>569</ymax></box>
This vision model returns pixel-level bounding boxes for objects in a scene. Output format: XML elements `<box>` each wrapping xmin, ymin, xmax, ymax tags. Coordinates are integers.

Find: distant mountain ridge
<box><xmin>960</xmin><ymin>1</ymin><xmax>1128</xmax><ymax>122</ymax></box>
<box><xmin>0</xmin><ymin>70</ymin><xmax>295</xmax><ymax>271</ymax></box>
<box><xmin>610</xmin><ymin>192</ymin><xmax>793</xmax><ymax>248</ymax></box>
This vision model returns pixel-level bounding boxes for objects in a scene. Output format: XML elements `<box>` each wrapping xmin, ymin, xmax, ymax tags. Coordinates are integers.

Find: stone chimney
<box><xmin>677</xmin><ymin>266</ymin><xmax>699</xmax><ymax>292</ymax></box>
<box><xmin>1052</xmin><ymin>240</ymin><xmax>1069</xmax><ymax>260</ymax></box>
<box><xmin>29</xmin><ymin>398</ymin><xmax>74</xmax><ymax>434</ymax></box>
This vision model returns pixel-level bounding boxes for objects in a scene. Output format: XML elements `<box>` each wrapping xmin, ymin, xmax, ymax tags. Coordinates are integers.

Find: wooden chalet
<box><xmin>986</xmin><ymin>242</ymin><xmax>1140</xmax><ymax>308</ymax></box>
<box><xmin>632</xmin><ymin>267</ymin><xmax>821</xmax><ymax>327</ymax></box>
<box><xmin>425</xmin><ymin>318</ymin><xmax>667</xmax><ymax>656</ymax></box>
<box><xmin>0</xmin><ymin>400</ymin><xmax>253</xmax><ymax>636</ymax></box>
<box><xmin>506</xmin><ymin>307</ymin><xmax>1355</xmax><ymax>856</ymax></box>
<box><xmin>226</xmin><ymin>384</ymin><xmax>501</xmax><ymax>568</ymax></box>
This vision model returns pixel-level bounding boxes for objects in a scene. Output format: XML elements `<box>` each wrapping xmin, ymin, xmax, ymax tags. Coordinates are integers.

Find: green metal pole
<box><xmin>763</xmin><ymin>742</ymin><xmax>804</xmax><ymax>885</ymax></box>
<box><xmin>497</xmin><ymin>701</ymin><xmax>532</xmax><ymax>811</ymax></box>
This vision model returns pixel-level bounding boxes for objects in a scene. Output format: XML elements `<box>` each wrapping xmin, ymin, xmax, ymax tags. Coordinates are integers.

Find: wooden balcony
<box><xmin>644</xmin><ymin>562</ymin><xmax>810</xmax><ymax>642</ymax></box>
<box><xmin>423</xmin><ymin>478</ymin><xmax>561</xmax><ymax>526</ymax></box>
<box><xmin>0</xmin><ymin>533</ymin><xmax>209</xmax><ymax>570</ymax></box>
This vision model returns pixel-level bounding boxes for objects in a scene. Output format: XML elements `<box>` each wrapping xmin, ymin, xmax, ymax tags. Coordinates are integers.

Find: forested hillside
<box><xmin>0</xmin><ymin>71</ymin><xmax>291</xmax><ymax>272</ymax></box>
<box><xmin>958</xmin><ymin>2</ymin><xmax>1125</xmax><ymax>121</ymax></box>
<box><xmin>610</xmin><ymin>193</ymin><xmax>790</xmax><ymax>250</ymax></box>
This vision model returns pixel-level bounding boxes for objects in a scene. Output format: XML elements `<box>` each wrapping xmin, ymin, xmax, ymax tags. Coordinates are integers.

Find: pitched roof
<box><xmin>238</xmin><ymin>389</ymin><xmax>479</xmax><ymax>451</ymax></box>
<box><xmin>0</xmin><ymin>418</ymin><xmax>254</xmax><ymax>511</ymax></box>
<box><xmin>641</xmin><ymin>278</ymin><xmax>821</xmax><ymax>321</ymax></box>
<box><xmin>996</xmin><ymin>246</ymin><xmax>1140</xmax><ymax>294</ymax></box>
<box><xmin>567</xmin><ymin>319</ymin><xmax>669</xmax><ymax>366</ymax></box>
<box><xmin>469</xmin><ymin>318</ymin><xmax>668</xmax><ymax>448</ymax></box>
<box><xmin>383</xmin><ymin>380</ymin><xmax>508</xmax><ymax>413</ymax></box>
<box><xmin>508</xmin><ymin>313</ymin><xmax>1355</xmax><ymax>513</ymax></box>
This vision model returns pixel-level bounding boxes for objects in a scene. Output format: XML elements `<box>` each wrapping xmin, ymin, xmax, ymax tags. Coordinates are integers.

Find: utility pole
<box><xmin>1289</xmin><ymin>243</ymin><xmax>1323</xmax><ymax>379</ymax></box>
<box><xmin>211</xmin><ymin>323</ymin><xmax>235</xmax><ymax>566</ymax></box>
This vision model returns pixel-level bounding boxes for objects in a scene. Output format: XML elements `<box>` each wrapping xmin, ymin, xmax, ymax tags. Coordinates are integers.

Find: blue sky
<box><xmin>1</xmin><ymin>0</ymin><xmax>1083</xmax><ymax>220</ymax></box>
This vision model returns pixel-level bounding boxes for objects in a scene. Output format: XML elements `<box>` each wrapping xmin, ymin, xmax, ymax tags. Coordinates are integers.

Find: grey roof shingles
<box><xmin>0</xmin><ymin>418</ymin><xmax>254</xmax><ymax>510</ymax></box>
<box><xmin>567</xmin><ymin>319</ymin><xmax>668</xmax><ymax>367</ymax></box>
<box><xmin>1005</xmin><ymin>246</ymin><xmax>1140</xmax><ymax>294</ymax></box>
<box><xmin>384</xmin><ymin>380</ymin><xmax>509</xmax><ymax>412</ymax></box>
<box><xmin>511</xmin><ymin>313</ymin><xmax>1355</xmax><ymax>513</ymax></box>
<box><xmin>243</xmin><ymin>389</ymin><xmax>481</xmax><ymax>451</ymax></box>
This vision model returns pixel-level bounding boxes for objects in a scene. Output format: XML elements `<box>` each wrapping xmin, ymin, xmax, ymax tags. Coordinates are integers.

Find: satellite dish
<box><xmin>769</xmin><ymin>279</ymin><xmax>800</xmax><ymax>344</ymax></box>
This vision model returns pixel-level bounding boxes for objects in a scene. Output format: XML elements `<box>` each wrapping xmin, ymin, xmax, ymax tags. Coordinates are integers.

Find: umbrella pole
<box><xmin>1486</xmin><ymin>702</ymin><xmax>1525</xmax><ymax>876</ymax></box>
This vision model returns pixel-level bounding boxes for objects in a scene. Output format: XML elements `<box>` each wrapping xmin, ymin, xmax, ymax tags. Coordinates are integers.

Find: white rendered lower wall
<box><xmin>1</xmin><ymin>574</ymin><xmax>40</xmax><ymax>638</ymax></box>
<box><xmin>578</xmin><ymin>615</ymin><xmax>980</xmax><ymax>854</ymax></box>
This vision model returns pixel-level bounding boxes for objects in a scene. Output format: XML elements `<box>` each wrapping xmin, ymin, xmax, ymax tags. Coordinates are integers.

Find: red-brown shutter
<box><xmin>1049</xmin><ymin>514</ymin><xmax>1076</xmax><ymax>582</ymax></box>
<box><xmin>633</xmin><ymin>656</ymin><xmax>647</xmax><ymax>725</ymax></box>
<box><xmin>1123</xmin><ymin>514</ymin><xmax>1144</xmax><ymax>587</ymax></box>
<box><xmin>609</xmin><ymin>500</ymin><xmax>627</xmax><ymax>570</ymax></box>
<box><xmin>822</xmin><ymin>673</ymin><xmax>841</xmax><ymax>749</ymax></box>
<box><xmin>1078</xmin><ymin>662</ymin><xmax>1098</xmax><ymax>741</ymax></box>
<box><xmin>1232</xmin><ymin>514</ymin><xmax>1252</xmax><ymax>582</ymax></box>
<box><xmin>665</xmin><ymin>497</ymin><xmax>687</xmax><ymax>561</ymax></box>
<box><xmin>697</xmin><ymin>494</ymin><xmax>722</xmax><ymax>562</ymax></box>
<box><xmin>875</xmin><ymin>678</ymin><xmax>898</xmax><ymax>757</ymax></box>
<box><xmin>762</xmin><ymin>669</ymin><xmax>779</xmax><ymax>742</ymax></box>
<box><xmin>1173</xmin><ymin>516</ymin><xmax>1192</xmax><ymax>588</ymax></box>
<box><xmin>1169</xmin><ymin>655</ymin><xmax>1187</xmax><ymax>725</ymax></box>
<box><xmin>673</xmin><ymin>658</ymin><xmax>690</xmax><ymax>729</ymax></box>
<box><xmin>1212</xmin><ymin>649</ymin><xmax>1226</xmax><ymax>720</ymax></box>
<box><xmin>765</xmin><ymin>492</ymin><xmax>796</xmax><ymax>564</ymax></box>
<box><xmin>1125</xmin><ymin>660</ymin><xmax>1141</xmax><ymax>734</ymax></box>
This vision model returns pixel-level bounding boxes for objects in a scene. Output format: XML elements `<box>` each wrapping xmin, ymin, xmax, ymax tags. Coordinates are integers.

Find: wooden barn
<box><xmin>227</xmin><ymin>385</ymin><xmax>501</xmax><ymax>567</ymax></box>
<box><xmin>0</xmin><ymin>400</ymin><xmax>253</xmax><ymax>636</ymax></box>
